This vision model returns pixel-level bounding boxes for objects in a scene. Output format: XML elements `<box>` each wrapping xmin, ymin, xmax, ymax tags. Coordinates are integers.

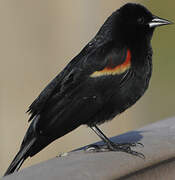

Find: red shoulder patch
<box><xmin>90</xmin><ymin>49</ymin><xmax>131</xmax><ymax>77</ymax></box>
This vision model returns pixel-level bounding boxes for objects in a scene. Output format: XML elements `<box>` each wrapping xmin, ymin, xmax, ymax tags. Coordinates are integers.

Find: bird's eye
<box><xmin>137</xmin><ymin>17</ymin><xmax>145</xmax><ymax>24</ymax></box>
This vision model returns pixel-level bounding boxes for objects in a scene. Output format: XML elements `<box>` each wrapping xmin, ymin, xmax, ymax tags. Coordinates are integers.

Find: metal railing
<box><xmin>2</xmin><ymin>117</ymin><xmax>175</xmax><ymax>180</ymax></box>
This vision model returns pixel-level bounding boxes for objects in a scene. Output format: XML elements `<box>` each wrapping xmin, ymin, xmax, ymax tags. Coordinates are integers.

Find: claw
<box><xmin>84</xmin><ymin>142</ymin><xmax>145</xmax><ymax>159</ymax></box>
<box><xmin>136</xmin><ymin>142</ymin><xmax>144</xmax><ymax>148</ymax></box>
<box><xmin>117</xmin><ymin>142</ymin><xmax>144</xmax><ymax>148</ymax></box>
<box><xmin>127</xmin><ymin>149</ymin><xmax>145</xmax><ymax>159</ymax></box>
<box><xmin>112</xmin><ymin>144</ymin><xmax>145</xmax><ymax>159</ymax></box>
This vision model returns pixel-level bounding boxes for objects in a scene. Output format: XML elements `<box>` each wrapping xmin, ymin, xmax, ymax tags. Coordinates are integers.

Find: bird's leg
<box><xmin>85</xmin><ymin>125</ymin><xmax>144</xmax><ymax>158</ymax></box>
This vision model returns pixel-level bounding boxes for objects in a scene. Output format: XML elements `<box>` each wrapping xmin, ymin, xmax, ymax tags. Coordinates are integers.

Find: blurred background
<box><xmin>0</xmin><ymin>0</ymin><xmax>174</xmax><ymax>175</ymax></box>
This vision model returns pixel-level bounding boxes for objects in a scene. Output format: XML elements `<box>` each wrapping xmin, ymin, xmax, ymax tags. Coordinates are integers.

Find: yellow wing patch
<box><xmin>90</xmin><ymin>49</ymin><xmax>131</xmax><ymax>78</ymax></box>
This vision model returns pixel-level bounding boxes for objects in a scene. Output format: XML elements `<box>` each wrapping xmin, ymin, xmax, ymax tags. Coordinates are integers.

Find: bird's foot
<box><xmin>85</xmin><ymin>142</ymin><xmax>145</xmax><ymax>159</ymax></box>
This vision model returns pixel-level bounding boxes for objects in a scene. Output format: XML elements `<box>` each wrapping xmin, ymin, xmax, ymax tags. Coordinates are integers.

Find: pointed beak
<box><xmin>149</xmin><ymin>16</ymin><xmax>173</xmax><ymax>28</ymax></box>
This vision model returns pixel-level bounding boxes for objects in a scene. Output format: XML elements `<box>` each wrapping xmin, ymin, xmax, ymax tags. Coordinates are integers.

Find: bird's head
<box><xmin>112</xmin><ymin>3</ymin><xmax>172</xmax><ymax>46</ymax></box>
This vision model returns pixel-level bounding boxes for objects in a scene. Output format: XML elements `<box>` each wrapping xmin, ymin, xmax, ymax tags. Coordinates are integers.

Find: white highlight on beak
<box><xmin>149</xmin><ymin>17</ymin><xmax>172</xmax><ymax>28</ymax></box>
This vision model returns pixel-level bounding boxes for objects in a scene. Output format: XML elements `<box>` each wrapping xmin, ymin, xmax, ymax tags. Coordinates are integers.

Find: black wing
<box><xmin>27</xmin><ymin>37</ymin><xmax>113</xmax><ymax>121</ymax></box>
<box><xmin>27</xmin><ymin>38</ymin><xmax>131</xmax><ymax>124</ymax></box>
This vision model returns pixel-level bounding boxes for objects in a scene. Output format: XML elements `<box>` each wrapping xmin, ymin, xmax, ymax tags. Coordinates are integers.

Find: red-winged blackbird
<box><xmin>4</xmin><ymin>3</ymin><xmax>172</xmax><ymax>176</ymax></box>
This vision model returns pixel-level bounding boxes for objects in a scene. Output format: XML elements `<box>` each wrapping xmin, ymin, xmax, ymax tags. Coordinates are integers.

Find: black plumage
<box><xmin>4</xmin><ymin>3</ymin><xmax>171</xmax><ymax>176</ymax></box>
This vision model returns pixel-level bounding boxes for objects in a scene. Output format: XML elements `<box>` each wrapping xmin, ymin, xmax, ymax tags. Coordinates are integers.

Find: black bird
<box><xmin>4</xmin><ymin>3</ymin><xmax>171</xmax><ymax>176</ymax></box>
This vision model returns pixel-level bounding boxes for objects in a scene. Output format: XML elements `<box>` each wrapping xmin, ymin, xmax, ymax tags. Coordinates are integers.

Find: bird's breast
<box><xmin>118</xmin><ymin>54</ymin><xmax>152</xmax><ymax>111</ymax></box>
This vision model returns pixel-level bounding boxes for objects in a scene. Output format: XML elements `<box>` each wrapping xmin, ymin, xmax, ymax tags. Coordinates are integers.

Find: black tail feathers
<box><xmin>4</xmin><ymin>137</ymin><xmax>36</xmax><ymax>176</ymax></box>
